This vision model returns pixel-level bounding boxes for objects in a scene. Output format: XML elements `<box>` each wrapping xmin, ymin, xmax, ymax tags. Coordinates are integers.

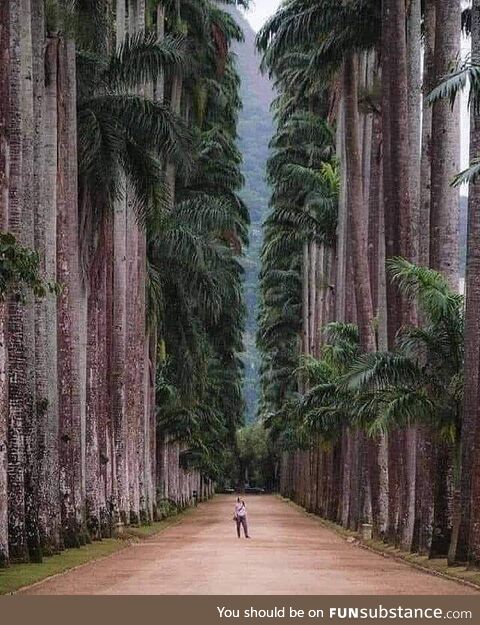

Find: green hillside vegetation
<box><xmin>230</xmin><ymin>8</ymin><xmax>274</xmax><ymax>422</ymax></box>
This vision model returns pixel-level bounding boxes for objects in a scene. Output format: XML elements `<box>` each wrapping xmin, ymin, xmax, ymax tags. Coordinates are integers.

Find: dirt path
<box><xmin>21</xmin><ymin>495</ymin><xmax>478</xmax><ymax>595</ymax></box>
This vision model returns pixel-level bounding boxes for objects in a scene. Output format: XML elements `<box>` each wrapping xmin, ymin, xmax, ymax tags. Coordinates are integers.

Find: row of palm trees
<box><xmin>0</xmin><ymin>0</ymin><xmax>249</xmax><ymax>567</ymax></box>
<box><xmin>257</xmin><ymin>0</ymin><xmax>480</xmax><ymax>567</ymax></box>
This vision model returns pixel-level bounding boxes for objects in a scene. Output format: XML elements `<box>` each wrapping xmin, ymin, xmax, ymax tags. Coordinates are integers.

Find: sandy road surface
<box><xmin>21</xmin><ymin>495</ymin><xmax>478</xmax><ymax>595</ymax></box>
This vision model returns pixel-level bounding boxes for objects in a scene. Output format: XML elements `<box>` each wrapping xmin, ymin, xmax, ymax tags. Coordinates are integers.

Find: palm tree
<box><xmin>37</xmin><ymin>32</ymin><xmax>61</xmax><ymax>556</ymax></box>
<box><xmin>7</xmin><ymin>0</ymin><xmax>29</xmax><ymax>562</ymax></box>
<box><xmin>150</xmin><ymin>5</ymin><xmax>248</xmax><ymax>507</ymax></box>
<box><xmin>343</xmin><ymin>54</ymin><xmax>375</xmax><ymax>353</ymax></box>
<box><xmin>460</xmin><ymin>0</ymin><xmax>480</xmax><ymax>569</ymax></box>
<box><xmin>256</xmin><ymin>0</ymin><xmax>469</xmax><ymax>555</ymax></box>
<box><xmin>275</xmin><ymin>260</ymin><xmax>462</xmax><ymax>541</ymax></box>
<box><xmin>349</xmin><ymin>259</ymin><xmax>463</xmax><ymax>555</ymax></box>
<box><xmin>56</xmin><ymin>34</ymin><xmax>85</xmax><ymax>548</ymax></box>
<box><xmin>0</xmin><ymin>0</ymin><xmax>249</xmax><ymax>562</ymax></box>
<box><xmin>382</xmin><ymin>0</ymin><xmax>418</xmax><ymax>550</ymax></box>
<box><xmin>76</xmin><ymin>15</ymin><xmax>189</xmax><ymax>530</ymax></box>
<box><xmin>257</xmin><ymin>0</ymin><xmax>383</xmax><ymax>528</ymax></box>
<box><xmin>430</xmin><ymin>0</ymin><xmax>461</xmax><ymax>289</ymax></box>
<box><xmin>431</xmin><ymin>0</ymin><xmax>480</xmax><ymax>566</ymax></box>
<box><xmin>426</xmin><ymin>1</ymin><xmax>468</xmax><ymax>561</ymax></box>
<box><xmin>407</xmin><ymin>0</ymin><xmax>421</xmax><ymax>262</ymax></box>
<box><xmin>146</xmin><ymin>0</ymin><xmax>250</xmax><ymax>509</ymax></box>
<box><xmin>257</xmin><ymin>0</ymin><xmax>380</xmax><ymax>350</ymax></box>
<box><xmin>257</xmin><ymin>105</ymin><xmax>339</xmax><ymax>511</ymax></box>
<box><xmin>412</xmin><ymin>0</ymin><xmax>436</xmax><ymax>559</ymax></box>
<box><xmin>0</xmin><ymin>0</ymin><xmax>10</xmax><ymax>568</ymax></box>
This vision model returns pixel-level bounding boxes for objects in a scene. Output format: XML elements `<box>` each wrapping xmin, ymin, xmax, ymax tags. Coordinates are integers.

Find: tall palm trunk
<box><xmin>136</xmin><ymin>227</ymin><xmax>148</xmax><ymax>523</ymax></box>
<box><xmin>124</xmin><ymin>0</ymin><xmax>148</xmax><ymax>524</ymax></box>
<box><xmin>97</xmin><ymin>242</ymin><xmax>111</xmax><ymax>536</ymax></box>
<box><xmin>381</xmin><ymin>0</ymin><xmax>416</xmax><ymax>549</ymax></box>
<box><xmin>85</xmin><ymin>264</ymin><xmax>101</xmax><ymax>539</ymax></box>
<box><xmin>367</xmin><ymin>67</ymin><xmax>389</xmax><ymax>537</ymax></box>
<box><xmin>429</xmin><ymin>0</ymin><xmax>460</xmax><ymax>558</ymax></box>
<box><xmin>31</xmin><ymin>0</ymin><xmax>55</xmax><ymax>559</ymax></box>
<box><xmin>388</xmin><ymin>0</ymin><xmax>413</xmax><ymax>300</ymax></box>
<box><xmin>340</xmin><ymin>430</ymin><xmax>351</xmax><ymax>527</ymax></box>
<box><xmin>38</xmin><ymin>36</ymin><xmax>61</xmax><ymax>555</ymax></box>
<box><xmin>365</xmin><ymin>55</ymin><xmax>389</xmax><ymax>537</ymax></box>
<box><xmin>112</xmin><ymin>0</ymin><xmax>129</xmax><ymax>526</ymax></box>
<box><xmin>112</xmin><ymin>196</ymin><xmax>128</xmax><ymax>521</ymax></box>
<box><xmin>456</xmin><ymin>0</ymin><xmax>480</xmax><ymax>566</ymax></box>
<box><xmin>407</xmin><ymin>0</ymin><xmax>422</xmax><ymax>264</ymax></box>
<box><xmin>308</xmin><ymin>241</ymin><xmax>317</xmax><ymax>356</ymax></box>
<box><xmin>335</xmin><ymin>100</ymin><xmax>347</xmax><ymax>324</ymax></box>
<box><xmin>302</xmin><ymin>241</ymin><xmax>310</xmax><ymax>358</ymax></box>
<box><xmin>147</xmin><ymin>329</ymin><xmax>157</xmax><ymax>520</ymax></box>
<box><xmin>358</xmin><ymin>51</ymin><xmax>374</xmax><ymax>528</ymax></box>
<box><xmin>126</xmin><ymin>205</ymin><xmax>140</xmax><ymax>523</ymax></box>
<box><xmin>381</xmin><ymin>0</ymin><xmax>398</xmax><ymax>349</ymax></box>
<box><xmin>84</xmin><ymin>218</ymin><xmax>113</xmax><ymax>540</ymax></box>
<box><xmin>124</xmin><ymin>0</ymin><xmax>139</xmax><ymax>525</ymax></box>
<box><xmin>430</xmin><ymin>0</ymin><xmax>460</xmax><ymax>287</ymax></box>
<box><xmin>167</xmin><ymin>440</ymin><xmax>180</xmax><ymax>506</ymax></box>
<box><xmin>164</xmin><ymin>0</ymin><xmax>183</xmax><ymax>508</ymax></box>
<box><xmin>0</xmin><ymin>0</ymin><xmax>10</xmax><ymax>567</ymax></box>
<box><xmin>419</xmin><ymin>0</ymin><xmax>435</xmax><ymax>270</ymax></box>
<box><xmin>0</xmin><ymin>295</ymin><xmax>7</xmax><ymax>565</ymax></box>
<box><xmin>341</xmin><ymin>56</ymin><xmax>375</xmax><ymax>531</ymax></box>
<box><xmin>342</xmin><ymin>56</ymin><xmax>375</xmax><ymax>353</ymax></box>
<box><xmin>367</xmin><ymin>100</ymin><xmax>381</xmax><ymax>320</ymax></box>
<box><xmin>21</xmin><ymin>0</ymin><xmax>42</xmax><ymax>563</ymax></box>
<box><xmin>134</xmin><ymin>0</ymin><xmax>149</xmax><ymax>525</ymax></box>
<box><xmin>103</xmin><ymin>218</ymin><xmax>115</xmax><ymax>535</ymax></box>
<box><xmin>7</xmin><ymin>0</ymin><xmax>28</xmax><ymax>562</ymax></box>
<box><xmin>154</xmin><ymin>3</ymin><xmax>170</xmax><ymax>514</ymax></box>
<box><xmin>56</xmin><ymin>37</ymin><xmax>84</xmax><ymax>547</ymax></box>
<box><xmin>314</xmin><ymin>244</ymin><xmax>324</xmax><ymax>357</ymax></box>
<box><xmin>413</xmin><ymin>0</ymin><xmax>436</xmax><ymax>557</ymax></box>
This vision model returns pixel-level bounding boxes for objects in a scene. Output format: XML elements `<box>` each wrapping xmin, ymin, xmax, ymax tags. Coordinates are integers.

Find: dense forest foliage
<box><xmin>256</xmin><ymin>0</ymin><xmax>480</xmax><ymax>568</ymax></box>
<box><xmin>0</xmin><ymin>0</ymin><xmax>250</xmax><ymax>567</ymax></box>
<box><xmin>229</xmin><ymin>7</ymin><xmax>273</xmax><ymax>423</ymax></box>
<box><xmin>5</xmin><ymin>0</ymin><xmax>480</xmax><ymax>583</ymax></box>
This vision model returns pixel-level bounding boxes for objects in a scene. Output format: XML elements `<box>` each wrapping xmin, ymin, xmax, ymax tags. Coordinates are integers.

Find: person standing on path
<box><xmin>234</xmin><ymin>498</ymin><xmax>250</xmax><ymax>538</ymax></box>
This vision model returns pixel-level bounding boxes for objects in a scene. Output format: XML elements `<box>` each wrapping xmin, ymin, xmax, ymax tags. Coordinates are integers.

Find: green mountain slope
<box><xmin>230</xmin><ymin>8</ymin><xmax>274</xmax><ymax>422</ymax></box>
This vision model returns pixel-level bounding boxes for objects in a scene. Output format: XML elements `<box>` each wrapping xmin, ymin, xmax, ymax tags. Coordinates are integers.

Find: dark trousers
<box><xmin>236</xmin><ymin>516</ymin><xmax>248</xmax><ymax>537</ymax></box>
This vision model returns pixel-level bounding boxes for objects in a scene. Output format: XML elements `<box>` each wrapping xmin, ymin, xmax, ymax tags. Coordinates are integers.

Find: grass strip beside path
<box><xmin>0</xmin><ymin>510</ymin><xmax>193</xmax><ymax>595</ymax></box>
